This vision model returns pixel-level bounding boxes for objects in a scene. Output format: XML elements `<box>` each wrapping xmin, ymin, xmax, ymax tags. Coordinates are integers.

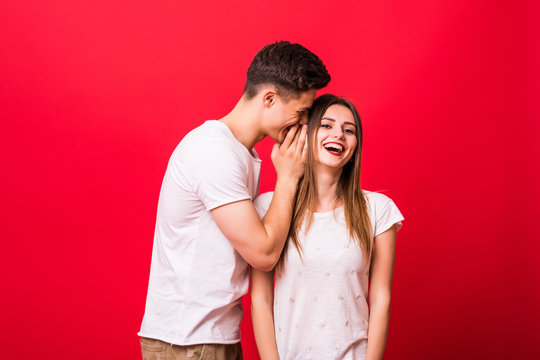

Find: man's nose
<box><xmin>298</xmin><ymin>114</ymin><xmax>308</xmax><ymax>125</ymax></box>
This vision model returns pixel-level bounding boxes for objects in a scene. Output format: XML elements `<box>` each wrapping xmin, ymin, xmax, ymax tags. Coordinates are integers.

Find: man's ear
<box><xmin>262</xmin><ymin>89</ymin><xmax>278</xmax><ymax>108</ymax></box>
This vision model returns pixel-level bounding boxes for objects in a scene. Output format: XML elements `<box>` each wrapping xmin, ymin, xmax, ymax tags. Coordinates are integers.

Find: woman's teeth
<box><xmin>324</xmin><ymin>143</ymin><xmax>343</xmax><ymax>154</ymax></box>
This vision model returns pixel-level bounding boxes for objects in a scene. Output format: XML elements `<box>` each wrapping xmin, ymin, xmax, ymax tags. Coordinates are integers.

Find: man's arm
<box><xmin>210</xmin><ymin>125</ymin><xmax>306</xmax><ymax>271</ymax></box>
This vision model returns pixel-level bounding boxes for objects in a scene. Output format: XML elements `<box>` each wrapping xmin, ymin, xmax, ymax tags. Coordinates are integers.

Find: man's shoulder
<box><xmin>173</xmin><ymin>121</ymin><xmax>239</xmax><ymax>162</ymax></box>
<box><xmin>181</xmin><ymin>120</ymin><xmax>229</xmax><ymax>146</ymax></box>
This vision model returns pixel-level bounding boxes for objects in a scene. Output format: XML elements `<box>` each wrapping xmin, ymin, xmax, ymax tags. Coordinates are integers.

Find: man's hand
<box><xmin>271</xmin><ymin>124</ymin><xmax>308</xmax><ymax>182</ymax></box>
<box><xmin>210</xmin><ymin>124</ymin><xmax>309</xmax><ymax>271</ymax></box>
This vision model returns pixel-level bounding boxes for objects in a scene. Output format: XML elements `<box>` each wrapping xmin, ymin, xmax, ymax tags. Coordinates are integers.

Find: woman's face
<box><xmin>313</xmin><ymin>104</ymin><xmax>358</xmax><ymax>170</ymax></box>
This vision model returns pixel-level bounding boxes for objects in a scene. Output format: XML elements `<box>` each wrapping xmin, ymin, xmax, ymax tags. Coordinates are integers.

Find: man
<box><xmin>139</xmin><ymin>41</ymin><xmax>330</xmax><ymax>359</ymax></box>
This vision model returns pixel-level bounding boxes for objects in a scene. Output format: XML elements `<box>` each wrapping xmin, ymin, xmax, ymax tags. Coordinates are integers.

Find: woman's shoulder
<box><xmin>362</xmin><ymin>190</ymin><xmax>404</xmax><ymax>235</ymax></box>
<box><xmin>255</xmin><ymin>191</ymin><xmax>274</xmax><ymax>204</ymax></box>
<box><xmin>254</xmin><ymin>191</ymin><xmax>275</xmax><ymax>217</ymax></box>
<box><xmin>362</xmin><ymin>190</ymin><xmax>394</xmax><ymax>206</ymax></box>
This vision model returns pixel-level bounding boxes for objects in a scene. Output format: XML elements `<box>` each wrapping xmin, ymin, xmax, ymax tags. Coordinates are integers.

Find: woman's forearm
<box><xmin>251</xmin><ymin>300</ymin><xmax>280</xmax><ymax>360</ymax></box>
<box><xmin>251</xmin><ymin>268</ymin><xmax>280</xmax><ymax>360</ymax></box>
<box><xmin>365</xmin><ymin>299</ymin><xmax>391</xmax><ymax>360</ymax></box>
<box><xmin>366</xmin><ymin>226</ymin><xmax>397</xmax><ymax>360</ymax></box>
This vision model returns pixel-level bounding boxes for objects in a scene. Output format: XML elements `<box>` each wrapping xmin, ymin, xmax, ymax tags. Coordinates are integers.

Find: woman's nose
<box><xmin>332</xmin><ymin>128</ymin><xmax>344</xmax><ymax>139</ymax></box>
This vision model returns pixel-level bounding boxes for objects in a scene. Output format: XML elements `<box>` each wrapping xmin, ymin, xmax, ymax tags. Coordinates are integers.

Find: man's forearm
<box><xmin>260</xmin><ymin>176</ymin><xmax>299</xmax><ymax>263</ymax></box>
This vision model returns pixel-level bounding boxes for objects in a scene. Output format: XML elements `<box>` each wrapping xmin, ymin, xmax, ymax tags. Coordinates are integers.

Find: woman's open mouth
<box><xmin>323</xmin><ymin>142</ymin><xmax>344</xmax><ymax>156</ymax></box>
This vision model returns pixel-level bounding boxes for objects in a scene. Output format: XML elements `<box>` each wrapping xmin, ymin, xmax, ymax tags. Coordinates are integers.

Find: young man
<box><xmin>138</xmin><ymin>41</ymin><xmax>330</xmax><ymax>359</ymax></box>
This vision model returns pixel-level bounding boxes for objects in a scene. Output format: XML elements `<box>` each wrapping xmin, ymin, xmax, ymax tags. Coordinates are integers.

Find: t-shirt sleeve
<box><xmin>187</xmin><ymin>139</ymin><xmax>252</xmax><ymax>210</ymax></box>
<box><xmin>254</xmin><ymin>192</ymin><xmax>274</xmax><ymax>219</ymax></box>
<box><xmin>374</xmin><ymin>196</ymin><xmax>404</xmax><ymax>237</ymax></box>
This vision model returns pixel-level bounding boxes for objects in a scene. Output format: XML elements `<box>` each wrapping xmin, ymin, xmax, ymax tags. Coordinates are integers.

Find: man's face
<box><xmin>265</xmin><ymin>89</ymin><xmax>317</xmax><ymax>143</ymax></box>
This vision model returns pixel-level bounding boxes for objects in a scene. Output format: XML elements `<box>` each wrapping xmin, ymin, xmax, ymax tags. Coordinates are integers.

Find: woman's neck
<box><xmin>314</xmin><ymin>167</ymin><xmax>343</xmax><ymax>212</ymax></box>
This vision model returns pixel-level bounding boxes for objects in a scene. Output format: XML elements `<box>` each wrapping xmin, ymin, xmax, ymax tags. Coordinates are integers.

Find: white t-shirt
<box><xmin>254</xmin><ymin>191</ymin><xmax>404</xmax><ymax>360</ymax></box>
<box><xmin>139</xmin><ymin>120</ymin><xmax>261</xmax><ymax>345</ymax></box>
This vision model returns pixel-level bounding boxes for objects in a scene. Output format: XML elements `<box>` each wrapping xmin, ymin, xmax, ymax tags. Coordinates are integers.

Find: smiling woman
<box><xmin>317</xmin><ymin>104</ymin><xmax>358</xmax><ymax>167</ymax></box>
<box><xmin>250</xmin><ymin>94</ymin><xmax>404</xmax><ymax>360</ymax></box>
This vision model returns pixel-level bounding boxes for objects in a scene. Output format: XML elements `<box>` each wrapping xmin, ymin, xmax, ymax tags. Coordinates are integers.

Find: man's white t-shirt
<box><xmin>254</xmin><ymin>191</ymin><xmax>404</xmax><ymax>360</ymax></box>
<box><xmin>139</xmin><ymin>120</ymin><xmax>261</xmax><ymax>345</ymax></box>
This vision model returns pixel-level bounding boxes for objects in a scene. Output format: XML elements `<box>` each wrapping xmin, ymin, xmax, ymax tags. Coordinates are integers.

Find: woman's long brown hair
<box><xmin>277</xmin><ymin>94</ymin><xmax>372</xmax><ymax>272</ymax></box>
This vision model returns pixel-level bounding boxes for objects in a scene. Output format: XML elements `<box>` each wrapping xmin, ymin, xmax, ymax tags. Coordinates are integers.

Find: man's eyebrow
<box><xmin>298</xmin><ymin>107</ymin><xmax>310</xmax><ymax>111</ymax></box>
<box><xmin>322</xmin><ymin>117</ymin><xmax>356</xmax><ymax>127</ymax></box>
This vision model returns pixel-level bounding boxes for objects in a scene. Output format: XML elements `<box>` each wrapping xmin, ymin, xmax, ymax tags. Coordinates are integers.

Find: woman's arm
<box><xmin>366</xmin><ymin>225</ymin><xmax>397</xmax><ymax>360</ymax></box>
<box><xmin>250</xmin><ymin>267</ymin><xmax>280</xmax><ymax>360</ymax></box>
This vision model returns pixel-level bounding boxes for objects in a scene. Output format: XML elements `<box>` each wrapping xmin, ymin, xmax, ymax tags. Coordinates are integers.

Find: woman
<box><xmin>251</xmin><ymin>94</ymin><xmax>404</xmax><ymax>360</ymax></box>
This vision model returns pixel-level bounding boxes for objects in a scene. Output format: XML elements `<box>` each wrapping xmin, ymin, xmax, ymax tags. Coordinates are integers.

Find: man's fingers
<box><xmin>301</xmin><ymin>134</ymin><xmax>308</xmax><ymax>160</ymax></box>
<box><xmin>295</xmin><ymin>124</ymin><xmax>308</xmax><ymax>155</ymax></box>
<box><xmin>270</xmin><ymin>142</ymin><xmax>280</xmax><ymax>161</ymax></box>
<box><xmin>289</xmin><ymin>124</ymin><xmax>302</xmax><ymax>152</ymax></box>
<box><xmin>280</xmin><ymin>125</ymin><xmax>298</xmax><ymax>149</ymax></box>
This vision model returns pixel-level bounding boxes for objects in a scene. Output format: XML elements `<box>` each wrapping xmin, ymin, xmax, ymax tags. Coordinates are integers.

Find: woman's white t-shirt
<box><xmin>254</xmin><ymin>191</ymin><xmax>404</xmax><ymax>360</ymax></box>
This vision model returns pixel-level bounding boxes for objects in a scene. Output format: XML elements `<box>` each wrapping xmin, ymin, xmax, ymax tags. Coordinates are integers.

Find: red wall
<box><xmin>1</xmin><ymin>1</ymin><xmax>538</xmax><ymax>359</ymax></box>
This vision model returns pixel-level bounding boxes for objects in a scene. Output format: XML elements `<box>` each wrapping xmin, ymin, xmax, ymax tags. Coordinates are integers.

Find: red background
<box><xmin>1</xmin><ymin>1</ymin><xmax>538</xmax><ymax>359</ymax></box>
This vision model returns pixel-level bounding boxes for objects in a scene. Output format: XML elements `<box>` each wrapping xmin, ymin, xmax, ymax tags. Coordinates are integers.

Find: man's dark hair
<box><xmin>243</xmin><ymin>41</ymin><xmax>330</xmax><ymax>101</ymax></box>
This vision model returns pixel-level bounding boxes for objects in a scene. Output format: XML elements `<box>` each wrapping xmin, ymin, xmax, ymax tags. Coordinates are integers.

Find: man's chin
<box><xmin>270</xmin><ymin>131</ymin><xmax>284</xmax><ymax>144</ymax></box>
<box><xmin>275</xmin><ymin>126</ymin><xmax>294</xmax><ymax>144</ymax></box>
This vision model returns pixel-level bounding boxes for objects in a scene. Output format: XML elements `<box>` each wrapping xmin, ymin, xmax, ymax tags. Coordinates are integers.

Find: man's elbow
<box><xmin>250</xmin><ymin>258</ymin><xmax>277</xmax><ymax>272</ymax></box>
<box><xmin>242</xmin><ymin>239</ymin><xmax>282</xmax><ymax>271</ymax></box>
<box><xmin>249</xmin><ymin>252</ymin><xmax>279</xmax><ymax>272</ymax></box>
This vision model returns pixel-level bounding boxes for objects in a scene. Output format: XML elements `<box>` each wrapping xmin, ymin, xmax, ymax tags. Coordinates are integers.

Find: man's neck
<box><xmin>219</xmin><ymin>99</ymin><xmax>265</xmax><ymax>152</ymax></box>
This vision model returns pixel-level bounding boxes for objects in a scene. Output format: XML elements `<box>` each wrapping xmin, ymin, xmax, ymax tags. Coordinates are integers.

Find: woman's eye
<box><xmin>344</xmin><ymin>129</ymin><xmax>355</xmax><ymax>134</ymax></box>
<box><xmin>321</xmin><ymin>124</ymin><xmax>331</xmax><ymax>129</ymax></box>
